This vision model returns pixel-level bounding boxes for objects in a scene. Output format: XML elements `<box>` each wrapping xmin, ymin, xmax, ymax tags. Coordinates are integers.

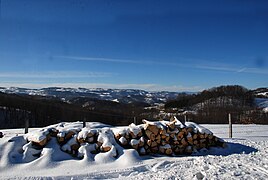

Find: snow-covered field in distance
<box><xmin>0</xmin><ymin>123</ymin><xmax>268</xmax><ymax>180</ymax></box>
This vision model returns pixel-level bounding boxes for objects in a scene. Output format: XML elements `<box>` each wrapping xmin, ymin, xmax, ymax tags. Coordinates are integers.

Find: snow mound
<box><xmin>0</xmin><ymin>120</ymin><xmax>226</xmax><ymax>173</ymax></box>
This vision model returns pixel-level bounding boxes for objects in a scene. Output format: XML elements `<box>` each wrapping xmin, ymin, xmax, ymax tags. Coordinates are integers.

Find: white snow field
<box><xmin>0</xmin><ymin>122</ymin><xmax>268</xmax><ymax>180</ymax></box>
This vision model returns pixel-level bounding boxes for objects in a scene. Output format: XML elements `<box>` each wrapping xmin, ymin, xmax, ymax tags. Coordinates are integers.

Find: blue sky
<box><xmin>0</xmin><ymin>0</ymin><xmax>267</xmax><ymax>91</ymax></box>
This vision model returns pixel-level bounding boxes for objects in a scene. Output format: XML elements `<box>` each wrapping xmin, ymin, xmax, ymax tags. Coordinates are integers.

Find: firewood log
<box><xmin>159</xmin><ymin>128</ymin><xmax>167</xmax><ymax>135</ymax></box>
<box><xmin>181</xmin><ymin>138</ymin><xmax>188</xmax><ymax>147</ymax></box>
<box><xmin>165</xmin><ymin>136</ymin><xmax>170</xmax><ymax>142</ymax></box>
<box><xmin>150</xmin><ymin>146</ymin><xmax>158</xmax><ymax>153</ymax></box>
<box><xmin>114</xmin><ymin>133</ymin><xmax>121</xmax><ymax>140</ymax></box>
<box><xmin>119</xmin><ymin>136</ymin><xmax>128</xmax><ymax>146</ymax></box>
<box><xmin>185</xmin><ymin>146</ymin><xmax>192</xmax><ymax>154</ymax></box>
<box><xmin>208</xmin><ymin>134</ymin><xmax>214</xmax><ymax>140</ymax></box>
<box><xmin>144</xmin><ymin>124</ymin><xmax>159</xmax><ymax>135</ymax></box>
<box><xmin>130</xmin><ymin>139</ymin><xmax>139</xmax><ymax>150</ymax></box>
<box><xmin>139</xmin><ymin>147</ymin><xmax>147</xmax><ymax>155</ymax></box>
<box><xmin>165</xmin><ymin>148</ymin><xmax>173</xmax><ymax>155</ymax></box>
<box><xmin>199</xmin><ymin>133</ymin><xmax>205</xmax><ymax>139</ymax></box>
<box><xmin>151</xmin><ymin>141</ymin><xmax>158</xmax><ymax>148</ymax></box>
<box><xmin>145</xmin><ymin>130</ymin><xmax>156</xmax><ymax>140</ymax></box>
<box><xmin>166</xmin><ymin>121</ymin><xmax>176</xmax><ymax>130</ymax></box>
<box><xmin>193</xmin><ymin>134</ymin><xmax>198</xmax><ymax>140</ymax></box>
<box><xmin>100</xmin><ymin>146</ymin><xmax>111</xmax><ymax>152</ymax></box>
<box><xmin>186</xmin><ymin>127</ymin><xmax>194</xmax><ymax>133</ymax></box>
<box><xmin>139</xmin><ymin>137</ymin><xmax>145</xmax><ymax>147</ymax></box>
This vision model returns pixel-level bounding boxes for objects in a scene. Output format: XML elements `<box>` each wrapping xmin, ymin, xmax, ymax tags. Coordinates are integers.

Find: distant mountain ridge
<box><xmin>0</xmin><ymin>87</ymin><xmax>266</xmax><ymax>105</ymax></box>
<box><xmin>0</xmin><ymin>87</ymin><xmax>183</xmax><ymax>105</ymax></box>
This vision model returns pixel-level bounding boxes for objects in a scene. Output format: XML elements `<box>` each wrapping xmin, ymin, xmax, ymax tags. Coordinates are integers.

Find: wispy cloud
<box><xmin>0</xmin><ymin>82</ymin><xmax>203</xmax><ymax>92</ymax></box>
<box><xmin>238</xmin><ymin>68</ymin><xmax>268</xmax><ymax>74</ymax></box>
<box><xmin>54</xmin><ymin>55</ymin><xmax>268</xmax><ymax>75</ymax></box>
<box><xmin>54</xmin><ymin>55</ymin><xmax>142</xmax><ymax>64</ymax></box>
<box><xmin>0</xmin><ymin>71</ymin><xmax>113</xmax><ymax>78</ymax></box>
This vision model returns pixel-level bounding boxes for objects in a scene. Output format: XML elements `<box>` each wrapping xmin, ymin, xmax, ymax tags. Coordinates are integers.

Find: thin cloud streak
<box><xmin>54</xmin><ymin>55</ymin><xmax>141</xmax><ymax>64</ymax></box>
<box><xmin>54</xmin><ymin>55</ymin><xmax>268</xmax><ymax>75</ymax></box>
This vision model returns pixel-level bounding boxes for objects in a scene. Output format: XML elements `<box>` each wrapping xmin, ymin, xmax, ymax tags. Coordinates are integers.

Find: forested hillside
<box><xmin>0</xmin><ymin>92</ymin><xmax>143</xmax><ymax>129</ymax></box>
<box><xmin>165</xmin><ymin>85</ymin><xmax>268</xmax><ymax>124</ymax></box>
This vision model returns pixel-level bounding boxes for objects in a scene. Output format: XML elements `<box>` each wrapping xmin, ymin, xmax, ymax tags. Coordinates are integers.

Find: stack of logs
<box><xmin>26</xmin><ymin>119</ymin><xmax>225</xmax><ymax>158</ymax></box>
<box><xmin>114</xmin><ymin>120</ymin><xmax>225</xmax><ymax>156</ymax></box>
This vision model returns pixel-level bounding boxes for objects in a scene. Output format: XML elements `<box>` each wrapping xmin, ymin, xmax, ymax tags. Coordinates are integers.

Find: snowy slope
<box><xmin>255</xmin><ymin>98</ymin><xmax>268</xmax><ymax>112</ymax></box>
<box><xmin>1</xmin><ymin>123</ymin><xmax>268</xmax><ymax>179</ymax></box>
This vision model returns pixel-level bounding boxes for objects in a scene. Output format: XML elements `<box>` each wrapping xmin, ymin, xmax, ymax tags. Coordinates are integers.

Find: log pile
<box><xmin>24</xmin><ymin>119</ymin><xmax>226</xmax><ymax>159</ymax></box>
<box><xmin>114</xmin><ymin>119</ymin><xmax>225</xmax><ymax>156</ymax></box>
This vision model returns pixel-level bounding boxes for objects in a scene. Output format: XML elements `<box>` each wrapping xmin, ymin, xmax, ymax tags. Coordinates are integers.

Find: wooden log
<box><xmin>151</xmin><ymin>141</ymin><xmax>158</xmax><ymax>148</ymax></box>
<box><xmin>199</xmin><ymin>143</ymin><xmax>206</xmax><ymax>149</ymax></box>
<box><xmin>65</xmin><ymin>131</ymin><xmax>76</xmax><ymax>140</ymax></box>
<box><xmin>167</xmin><ymin>121</ymin><xmax>176</xmax><ymax>130</ymax></box>
<box><xmin>181</xmin><ymin>138</ymin><xmax>188</xmax><ymax>147</ymax></box>
<box><xmin>192</xmin><ymin>134</ymin><xmax>198</xmax><ymax>140</ymax></box>
<box><xmin>85</xmin><ymin>136</ymin><xmax>94</xmax><ymax>143</ymax></box>
<box><xmin>139</xmin><ymin>137</ymin><xmax>145</xmax><ymax>147</ymax></box>
<box><xmin>182</xmin><ymin>128</ymin><xmax>187</xmax><ymax>134</ymax></box>
<box><xmin>159</xmin><ymin>147</ymin><xmax>165</xmax><ymax>154</ymax></box>
<box><xmin>173</xmin><ymin>140</ymin><xmax>179</xmax><ymax>145</ymax></box>
<box><xmin>200</xmin><ymin>139</ymin><xmax>206</xmax><ymax>144</ymax></box>
<box><xmin>97</xmin><ymin>141</ymin><xmax>103</xmax><ymax>147</ymax></box>
<box><xmin>185</xmin><ymin>146</ymin><xmax>192</xmax><ymax>154</ymax></box>
<box><xmin>156</xmin><ymin>138</ymin><xmax>161</xmax><ymax>145</ymax></box>
<box><xmin>119</xmin><ymin>136</ymin><xmax>128</xmax><ymax>146</ymax></box>
<box><xmin>114</xmin><ymin>133</ymin><xmax>121</xmax><ymax>140</ymax></box>
<box><xmin>145</xmin><ymin>130</ymin><xmax>156</xmax><ymax>140</ymax></box>
<box><xmin>156</xmin><ymin>134</ymin><xmax>161</xmax><ymax>141</ymax></box>
<box><xmin>161</xmin><ymin>134</ymin><xmax>167</xmax><ymax>139</ymax></box>
<box><xmin>186</xmin><ymin>127</ymin><xmax>194</xmax><ymax>133</ymax></box>
<box><xmin>101</xmin><ymin>146</ymin><xmax>111</xmax><ymax>152</ymax></box>
<box><xmin>77</xmin><ymin>138</ymin><xmax>85</xmax><ymax>144</ymax></box>
<box><xmin>48</xmin><ymin>128</ymin><xmax>58</xmax><ymax>137</ymax></box>
<box><xmin>161</xmin><ymin>140</ymin><xmax>167</xmax><ymax>146</ymax></box>
<box><xmin>187</xmin><ymin>139</ymin><xmax>193</xmax><ymax>145</ymax></box>
<box><xmin>174</xmin><ymin>147</ymin><xmax>184</xmax><ymax>154</ymax></box>
<box><xmin>32</xmin><ymin>138</ymin><xmax>48</xmax><ymax>147</ymax></box>
<box><xmin>170</xmin><ymin>133</ymin><xmax>176</xmax><ymax>139</ymax></box>
<box><xmin>130</xmin><ymin>139</ymin><xmax>139</xmax><ymax>150</ymax></box>
<box><xmin>71</xmin><ymin>144</ymin><xmax>80</xmax><ymax>153</ymax></box>
<box><xmin>165</xmin><ymin>136</ymin><xmax>170</xmax><ymax>142</ymax></box>
<box><xmin>159</xmin><ymin>128</ymin><xmax>167</xmax><ymax>135</ymax></box>
<box><xmin>177</xmin><ymin>131</ymin><xmax>184</xmax><ymax>140</ymax></box>
<box><xmin>186</xmin><ymin>132</ymin><xmax>193</xmax><ymax>142</ymax></box>
<box><xmin>145</xmin><ymin>124</ymin><xmax>159</xmax><ymax>135</ymax></box>
<box><xmin>165</xmin><ymin>148</ymin><xmax>173</xmax><ymax>155</ymax></box>
<box><xmin>199</xmin><ymin>133</ymin><xmax>205</xmax><ymax>139</ymax></box>
<box><xmin>139</xmin><ymin>147</ymin><xmax>147</xmax><ymax>155</ymax></box>
<box><xmin>150</xmin><ymin>146</ymin><xmax>158</xmax><ymax>153</ymax></box>
<box><xmin>208</xmin><ymin>134</ymin><xmax>214</xmax><ymax>140</ymax></box>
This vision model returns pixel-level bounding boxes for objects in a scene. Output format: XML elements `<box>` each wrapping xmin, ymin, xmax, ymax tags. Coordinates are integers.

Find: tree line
<box><xmin>165</xmin><ymin>85</ymin><xmax>268</xmax><ymax>124</ymax></box>
<box><xmin>0</xmin><ymin>92</ymin><xmax>144</xmax><ymax>129</ymax></box>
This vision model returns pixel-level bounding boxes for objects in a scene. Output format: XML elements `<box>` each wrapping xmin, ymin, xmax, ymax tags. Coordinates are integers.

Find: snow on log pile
<box><xmin>24</xmin><ymin>119</ymin><xmax>225</xmax><ymax>161</ymax></box>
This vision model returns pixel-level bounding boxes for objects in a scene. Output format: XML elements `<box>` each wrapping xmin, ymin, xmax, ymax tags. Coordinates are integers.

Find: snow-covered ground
<box><xmin>0</xmin><ymin>123</ymin><xmax>268</xmax><ymax>180</ymax></box>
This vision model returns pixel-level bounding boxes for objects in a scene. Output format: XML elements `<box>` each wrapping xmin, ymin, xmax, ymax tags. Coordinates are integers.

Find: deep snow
<box><xmin>0</xmin><ymin>123</ymin><xmax>268</xmax><ymax>180</ymax></box>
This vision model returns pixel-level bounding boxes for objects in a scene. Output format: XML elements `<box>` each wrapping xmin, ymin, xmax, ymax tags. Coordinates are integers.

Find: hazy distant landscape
<box><xmin>0</xmin><ymin>85</ymin><xmax>267</xmax><ymax>129</ymax></box>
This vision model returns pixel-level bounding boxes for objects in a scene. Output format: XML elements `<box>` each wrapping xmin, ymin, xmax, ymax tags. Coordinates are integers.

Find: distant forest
<box><xmin>0</xmin><ymin>85</ymin><xmax>267</xmax><ymax>129</ymax></box>
<box><xmin>165</xmin><ymin>85</ymin><xmax>268</xmax><ymax>124</ymax></box>
<box><xmin>0</xmin><ymin>92</ymin><xmax>144</xmax><ymax>129</ymax></box>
